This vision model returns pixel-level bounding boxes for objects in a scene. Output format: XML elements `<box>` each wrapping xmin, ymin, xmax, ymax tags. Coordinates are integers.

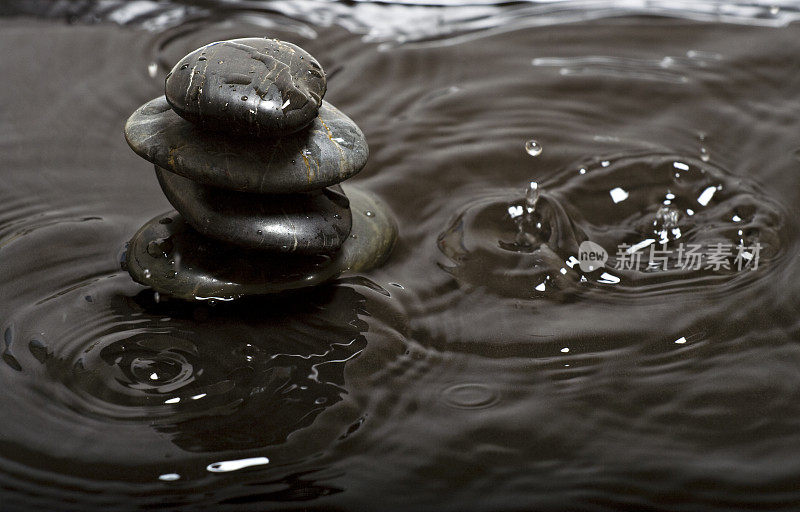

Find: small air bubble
<box><xmin>524</xmin><ymin>139</ymin><xmax>542</xmax><ymax>156</ymax></box>
<box><xmin>365</xmin><ymin>211</ymin><xmax>374</xmax><ymax>217</ymax></box>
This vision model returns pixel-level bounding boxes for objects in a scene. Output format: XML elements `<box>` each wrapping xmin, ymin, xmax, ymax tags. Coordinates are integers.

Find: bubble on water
<box><xmin>524</xmin><ymin>139</ymin><xmax>542</xmax><ymax>156</ymax></box>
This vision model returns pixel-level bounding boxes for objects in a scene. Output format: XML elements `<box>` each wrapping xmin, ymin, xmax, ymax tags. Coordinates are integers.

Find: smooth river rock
<box><xmin>165</xmin><ymin>38</ymin><xmax>326</xmax><ymax>137</ymax></box>
<box><xmin>155</xmin><ymin>165</ymin><xmax>352</xmax><ymax>254</ymax></box>
<box><xmin>125</xmin><ymin>96</ymin><xmax>368</xmax><ymax>194</ymax></box>
<box><xmin>125</xmin><ymin>186</ymin><xmax>397</xmax><ymax>300</ymax></box>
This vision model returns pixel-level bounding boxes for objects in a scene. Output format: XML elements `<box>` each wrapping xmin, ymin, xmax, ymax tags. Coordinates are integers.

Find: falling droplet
<box><xmin>700</xmin><ymin>146</ymin><xmax>710</xmax><ymax>162</ymax></box>
<box><xmin>524</xmin><ymin>139</ymin><xmax>542</xmax><ymax>156</ymax></box>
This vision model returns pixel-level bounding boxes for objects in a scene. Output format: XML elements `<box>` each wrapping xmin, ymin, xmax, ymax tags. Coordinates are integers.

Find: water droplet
<box><xmin>365</xmin><ymin>210</ymin><xmax>374</xmax><ymax>217</ymax></box>
<box><xmin>770</xmin><ymin>5</ymin><xmax>780</xmax><ymax>15</ymax></box>
<box><xmin>146</xmin><ymin>238</ymin><xmax>173</xmax><ymax>258</ymax></box>
<box><xmin>524</xmin><ymin>139</ymin><xmax>542</xmax><ymax>156</ymax></box>
<box><xmin>159</xmin><ymin>473</ymin><xmax>180</xmax><ymax>482</ymax></box>
<box><xmin>147</xmin><ymin>62</ymin><xmax>157</xmax><ymax>78</ymax></box>
<box><xmin>143</xmin><ymin>269</ymin><xmax>151</xmax><ymax>278</ymax></box>
<box><xmin>700</xmin><ymin>146</ymin><xmax>710</xmax><ymax>162</ymax></box>
<box><xmin>560</xmin><ymin>347</ymin><xmax>570</xmax><ymax>353</ymax></box>
<box><xmin>206</xmin><ymin>457</ymin><xmax>269</xmax><ymax>473</ymax></box>
<box><xmin>241</xmin><ymin>96</ymin><xmax>248</xmax><ymax>101</ymax></box>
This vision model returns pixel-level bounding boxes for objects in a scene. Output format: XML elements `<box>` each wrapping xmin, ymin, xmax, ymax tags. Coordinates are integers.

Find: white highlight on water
<box><xmin>697</xmin><ymin>186</ymin><xmax>717</xmax><ymax>206</ymax></box>
<box><xmin>508</xmin><ymin>205</ymin><xmax>524</xmax><ymax>219</ymax></box>
<box><xmin>158</xmin><ymin>473</ymin><xmax>180</xmax><ymax>482</ymax></box>
<box><xmin>598</xmin><ymin>272</ymin><xmax>621</xmax><ymax>284</ymax></box>
<box><xmin>206</xmin><ymin>457</ymin><xmax>270</xmax><ymax>473</ymax></box>
<box><xmin>609</xmin><ymin>187</ymin><xmax>629</xmax><ymax>203</ymax></box>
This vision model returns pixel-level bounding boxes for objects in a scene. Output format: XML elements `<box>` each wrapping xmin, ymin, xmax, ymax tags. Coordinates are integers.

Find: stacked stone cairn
<box><xmin>123</xmin><ymin>38</ymin><xmax>397</xmax><ymax>300</ymax></box>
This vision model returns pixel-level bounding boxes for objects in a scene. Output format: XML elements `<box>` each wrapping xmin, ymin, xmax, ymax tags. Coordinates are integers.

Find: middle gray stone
<box><xmin>156</xmin><ymin>166</ymin><xmax>352</xmax><ymax>254</ymax></box>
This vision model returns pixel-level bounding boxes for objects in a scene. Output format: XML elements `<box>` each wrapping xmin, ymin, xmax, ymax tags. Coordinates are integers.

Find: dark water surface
<box><xmin>2</xmin><ymin>1</ymin><xmax>800</xmax><ymax>510</ymax></box>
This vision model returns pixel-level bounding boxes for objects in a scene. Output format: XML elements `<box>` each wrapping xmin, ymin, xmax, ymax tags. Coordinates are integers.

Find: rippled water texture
<box><xmin>2</xmin><ymin>1</ymin><xmax>800</xmax><ymax>510</ymax></box>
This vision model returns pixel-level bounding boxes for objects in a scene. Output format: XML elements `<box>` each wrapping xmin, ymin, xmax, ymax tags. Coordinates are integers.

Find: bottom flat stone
<box><xmin>124</xmin><ymin>186</ymin><xmax>397</xmax><ymax>300</ymax></box>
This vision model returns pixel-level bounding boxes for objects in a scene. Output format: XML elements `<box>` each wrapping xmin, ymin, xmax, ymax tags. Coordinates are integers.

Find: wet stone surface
<box><xmin>124</xmin><ymin>96</ymin><xmax>368</xmax><ymax>194</ymax></box>
<box><xmin>125</xmin><ymin>185</ymin><xmax>397</xmax><ymax>300</ymax></box>
<box><xmin>155</xmin><ymin>166</ymin><xmax>352</xmax><ymax>254</ymax></box>
<box><xmin>165</xmin><ymin>38</ymin><xmax>326</xmax><ymax>137</ymax></box>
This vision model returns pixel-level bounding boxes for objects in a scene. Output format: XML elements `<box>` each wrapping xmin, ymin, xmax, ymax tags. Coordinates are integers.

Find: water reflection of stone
<box><xmin>49</xmin><ymin>284</ymin><xmax>376</xmax><ymax>453</ymax></box>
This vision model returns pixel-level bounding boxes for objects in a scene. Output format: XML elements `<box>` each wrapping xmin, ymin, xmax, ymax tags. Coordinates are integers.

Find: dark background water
<box><xmin>2</xmin><ymin>1</ymin><xmax>800</xmax><ymax>510</ymax></box>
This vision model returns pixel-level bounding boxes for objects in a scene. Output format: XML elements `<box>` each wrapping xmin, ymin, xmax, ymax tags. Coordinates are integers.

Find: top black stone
<box><xmin>165</xmin><ymin>38</ymin><xmax>326</xmax><ymax>137</ymax></box>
